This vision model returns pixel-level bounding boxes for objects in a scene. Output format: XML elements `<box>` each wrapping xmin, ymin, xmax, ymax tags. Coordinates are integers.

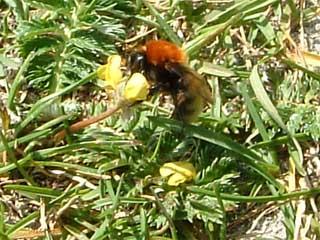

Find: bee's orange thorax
<box><xmin>145</xmin><ymin>40</ymin><xmax>187</xmax><ymax>66</ymax></box>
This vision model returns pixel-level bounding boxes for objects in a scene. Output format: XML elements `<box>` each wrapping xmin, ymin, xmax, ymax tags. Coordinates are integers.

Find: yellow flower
<box><xmin>159</xmin><ymin>161</ymin><xmax>196</xmax><ymax>186</ymax></box>
<box><xmin>97</xmin><ymin>55</ymin><xmax>149</xmax><ymax>105</ymax></box>
<box><xmin>97</xmin><ymin>55</ymin><xmax>123</xmax><ymax>89</ymax></box>
<box><xmin>123</xmin><ymin>73</ymin><xmax>150</xmax><ymax>102</ymax></box>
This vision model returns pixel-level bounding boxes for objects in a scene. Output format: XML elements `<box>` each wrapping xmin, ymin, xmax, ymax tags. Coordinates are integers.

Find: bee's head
<box><xmin>126</xmin><ymin>51</ymin><xmax>147</xmax><ymax>74</ymax></box>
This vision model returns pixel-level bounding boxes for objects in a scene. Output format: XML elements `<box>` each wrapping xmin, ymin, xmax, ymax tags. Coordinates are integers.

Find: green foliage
<box><xmin>1</xmin><ymin>0</ymin><xmax>320</xmax><ymax>239</ymax></box>
<box><xmin>14</xmin><ymin>0</ymin><xmax>129</xmax><ymax>95</ymax></box>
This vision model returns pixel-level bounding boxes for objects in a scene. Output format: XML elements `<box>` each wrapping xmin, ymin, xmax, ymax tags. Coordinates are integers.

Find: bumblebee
<box><xmin>127</xmin><ymin>40</ymin><xmax>213</xmax><ymax>123</ymax></box>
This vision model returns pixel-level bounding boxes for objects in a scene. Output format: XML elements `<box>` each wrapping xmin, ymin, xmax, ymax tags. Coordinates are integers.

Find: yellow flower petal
<box><xmin>160</xmin><ymin>161</ymin><xmax>196</xmax><ymax>186</ymax></box>
<box><xmin>123</xmin><ymin>73</ymin><xmax>150</xmax><ymax>102</ymax></box>
<box><xmin>167</xmin><ymin>172</ymin><xmax>188</xmax><ymax>186</ymax></box>
<box><xmin>97</xmin><ymin>55</ymin><xmax>123</xmax><ymax>89</ymax></box>
<box><xmin>159</xmin><ymin>165</ymin><xmax>176</xmax><ymax>177</ymax></box>
<box><xmin>97</xmin><ymin>64</ymin><xmax>107</xmax><ymax>80</ymax></box>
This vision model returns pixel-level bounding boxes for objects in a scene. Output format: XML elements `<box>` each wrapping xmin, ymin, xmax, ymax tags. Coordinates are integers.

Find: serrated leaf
<box><xmin>150</xmin><ymin>117</ymin><xmax>280</xmax><ymax>187</ymax></box>
<box><xmin>0</xmin><ymin>54</ymin><xmax>20</xmax><ymax>69</ymax></box>
<box><xmin>15</xmin><ymin>72</ymin><xmax>96</xmax><ymax>134</ymax></box>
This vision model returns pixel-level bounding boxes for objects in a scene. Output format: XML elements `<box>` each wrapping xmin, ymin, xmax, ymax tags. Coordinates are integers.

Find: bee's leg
<box><xmin>172</xmin><ymin>91</ymin><xmax>185</xmax><ymax>120</ymax></box>
<box><xmin>172</xmin><ymin>92</ymin><xmax>188</xmax><ymax>137</ymax></box>
<box><xmin>149</xmin><ymin>83</ymin><xmax>161</xmax><ymax>95</ymax></box>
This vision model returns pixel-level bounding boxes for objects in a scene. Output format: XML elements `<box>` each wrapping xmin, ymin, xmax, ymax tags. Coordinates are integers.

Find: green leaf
<box><xmin>184</xmin><ymin>14</ymin><xmax>241</xmax><ymax>57</ymax></box>
<box><xmin>15</xmin><ymin>71</ymin><xmax>96</xmax><ymax>135</ymax></box>
<box><xmin>0</xmin><ymin>129</ymin><xmax>52</xmax><ymax>153</ymax></box>
<box><xmin>199</xmin><ymin>62</ymin><xmax>236</xmax><ymax>77</ymax></box>
<box><xmin>255</xmin><ymin>16</ymin><xmax>276</xmax><ymax>43</ymax></box>
<box><xmin>149</xmin><ymin>117</ymin><xmax>280</xmax><ymax>187</ymax></box>
<box><xmin>140</xmin><ymin>207</ymin><xmax>148</xmax><ymax>239</ymax></box>
<box><xmin>4</xmin><ymin>185</ymin><xmax>61</xmax><ymax>198</ymax></box>
<box><xmin>8</xmin><ymin>51</ymin><xmax>36</xmax><ymax>111</ymax></box>
<box><xmin>0</xmin><ymin>155</ymin><xmax>32</xmax><ymax>175</ymax></box>
<box><xmin>203</xmin><ymin>0</ymin><xmax>277</xmax><ymax>25</ymax></box>
<box><xmin>6</xmin><ymin>211</ymin><xmax>39</xmax><ymax>237</ymax></box>
<box><xmin>240</xmin><ymin>83</ymin><xmax>278</xmax><ymax>164</ymax></box>
<box><xmin>0</xmin><ymin>202</ymin><xmax>6</xmax><ymax>235</ymax></box>
<box><xmin>4</xmin><ymin>0</ymin><xmax>27</xmax><ymax>20</ymax></box>
<box><xmin>25</xmin><ymin>0</ymin><xmax>66</xmax><ymax>10</ymax></box>
<box><xmin>64</xmin><ymin>224</ymin><xmax>90</xmax><ymax>240</ymax></box>
<box><xmin>0</xmin><ymin>54</ymin><xmax>20</xmax><ymax>69</ymax></box>
<box><xmin>142</xmin><ymin>0</ymin><xmax>181</xmax><ymax>46</ymax></box>
<box><xmin>249</xmin><ymin>66</ymin><xmax>286</xmax><ymax>130</ymax></box>
<box><xmin>187</xmin><ymin>186</ymin><xmax>320</xmax><ymax>203</ymax></box>
<box><xmin>33</xmin><ymin>161</ymin><xmax>102</xmax><ymax>176</ymax></box>
<box><xmin>249</xmin><ymin>65</ymin><xmax>305</xmax><ymax>176</ymax></box>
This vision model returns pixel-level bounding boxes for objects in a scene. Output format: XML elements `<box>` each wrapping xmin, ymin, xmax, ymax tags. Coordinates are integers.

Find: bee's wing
<box><xmin>164</xmin><ymin>62</ymin><xmax>213</xmax><ymax>104</ymax></box>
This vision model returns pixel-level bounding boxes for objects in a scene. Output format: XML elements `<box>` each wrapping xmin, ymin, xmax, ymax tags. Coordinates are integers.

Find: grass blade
<box><xmin>149</xmin><ymin>117</ymin><xmax>280</xmax><ymax>187</ymax></box>
<box><xmin>142</xmin><ymin>0</ymin><xmax>181</xmax><ymax>45</ymax></box>
<box><xmin>15</xmin><ymin>72</ymin><xmax>96</xmax><ymax>135</ymax></box>
<box><xmin>4</xmin><ymin>185</ymin><xmax>61</xmax><ymax>198</ymax></box>
<box><xmin>187</xmin><ymin>186</ymin><xmax>320</xmax><ymax>203</ymax></box>
<box><xmin>6</xmin><ymin>211</ymin><xmax>39</xmax><ymax>237</ymax></box>
<box><xmin>249</xmin><ymin>65</ymin><xmax>305</xmax><ymax>175</ymax></box>
<box><xmin>7</xmin><ymin>51</ymin><xmax>36</xmax><ymax>111</ymax></box>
